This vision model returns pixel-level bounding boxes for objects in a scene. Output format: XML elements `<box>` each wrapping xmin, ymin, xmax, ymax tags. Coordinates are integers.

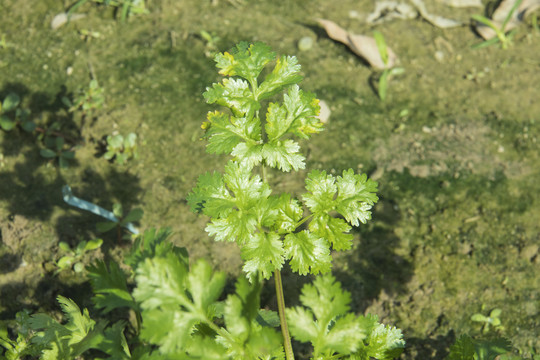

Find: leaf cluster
<box><xmin>188</xmin><ymin>42</ymin><xmax>378</xmax><ymax>281</ymax></box>
<box><xmin>104</xmin><ymin>132</ymin><xmax>138</xmax><ymax>165</ymax></box>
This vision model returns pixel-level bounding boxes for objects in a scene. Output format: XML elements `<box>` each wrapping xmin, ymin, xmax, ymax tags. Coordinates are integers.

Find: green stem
<box><xmin>275</xmin><ymin>269</ymin><xmax>295</xmax><ymax>360</ymax></box>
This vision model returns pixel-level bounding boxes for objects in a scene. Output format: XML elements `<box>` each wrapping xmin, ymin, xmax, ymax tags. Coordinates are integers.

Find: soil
<box><xmin>0</xmin><ymin>0</ymin><xmax>539</xmax><ymax>358</ymax></box>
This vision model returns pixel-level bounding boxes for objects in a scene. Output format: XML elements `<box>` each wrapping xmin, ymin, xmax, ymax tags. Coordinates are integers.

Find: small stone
<box><xmin>298</xmin><ymin>36</ymin><xmax>314</xmax><ymax>51</ymax></box>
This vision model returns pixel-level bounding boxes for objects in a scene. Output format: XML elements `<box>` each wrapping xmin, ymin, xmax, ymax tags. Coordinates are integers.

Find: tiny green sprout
<box><xmin>69</xmin><ymin>0</ymin><xmax>148</xmax><ymax>22</ymax></box>
<box><xmin>104</xmin><ymin>132</ymin><xmax>138</xmax><ymax>165</ymax></box>
<box><xmin>68</xmin><ymin>79</ymin><xmax>105</xmax><ymax>115</ymax></box>
<box><xmin>0</xmin><ymin>93</ymin><xmax>35</xmax><ymax>133</ymax></box>
<box><xmin>96</xmin><ymin>202</ymin><xmax>143</xmax><ymax>242</ymax></box>
<box><xmin>471</xmin><ymin>308</ymin><xmax>505</xmax><ymax>334</ymax></box>
<box><xmin>55</xmin><ymin>238</ymin><xmax>103</xmax><ymax>274</ymax></box>
<box><xmin>40</xmin><ymin>136</ymin><xmax>75</xmax><ymax>168</ymax></box>
<box><xmin>373</xmin><ymin>31</ymin><xmax>404</xmax><ymax>101</ymax></box>
<box><xmin>78</xmin><ymin>28</ymin><xmax>101</xmax><ymax>41</ymax></box>
<box><xmin>472</xmin><ymin>0</ymin><xmax>523</xmax><ymax>49</ymax></box>
<box><xmin>200</xmin><ymin>30</ymin><xmax>221</xmax><ymax>57</ymax></box>
<box><xmin>0</xmin><ymin>34</ymin><xmax>15</xmax><ymax>49</ymax></box>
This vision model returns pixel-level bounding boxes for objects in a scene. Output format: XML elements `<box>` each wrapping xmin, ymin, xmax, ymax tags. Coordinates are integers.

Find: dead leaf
<box><xmin>316</xmin><ymin>18</ymin><xmax>398</xmax><ymax>70</ymax></box>
<box><xmin>410</xmin><ymin>0</ymin><xmax>463</xmax><ymax>28</ymax></box>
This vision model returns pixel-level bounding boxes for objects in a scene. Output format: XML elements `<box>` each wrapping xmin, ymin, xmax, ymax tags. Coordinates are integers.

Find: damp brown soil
<box><xmin>1</xmin><ymin>0</ymin><xmax>539</xmax><ymax>358</ymax></box>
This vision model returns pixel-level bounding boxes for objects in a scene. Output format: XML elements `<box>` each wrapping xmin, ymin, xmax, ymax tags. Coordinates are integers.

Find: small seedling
<box><xmin>68</xmin><ymin>0</ymin><xmax>148</xmax><ymax>22</ymax></box>
<box><xmin>0</xmin><ymin>34</ymin><xmax>15</xmax><ymax>49</ymax></box>
<box><xmin>472</xmin><ymin>0</ymin><xmax>524</xmax><ymax>49</ymax></box>
<box><xmin>39</xmin><ymin>136</ymin><xmax>75</xmax><ymax>168</ymax></box>
<box><xmin>96</xmin><ymin>202</ymin><xmax>143</xmax><ymax>242</ymax></box>
<box><xmin>200</xmin><ymin>30</ymin><xmax>221</xmax><ymax>57</ymax></box>
<box><xmin>78</xmin><ymin>28</ymin><xmax>102</xmax><ymax>41</ymax></box>
<box><xmin>373</xmin><ymin>31</ymin><xmax>404</xmax><ymax>101</ymax></box>
<box><xmin>55</xmin><ymin>239</ymin><xmax>103</xmax><ymax>274</ymax></box>
<box><xmin>471</xmin><ymin>308</ymin><xmax>505</xmax><ymax>334</ymax></box>
<box><xmin>104</xmin><ymin>132</ymin><xmax>138</xmax><ymax>165</ymax></box>
<box><xmin>64</xmin><ymin>79</ymin><xmax>105</xmax><ymax>115</ymax></box>
<box><xmin>0</xmin><ymin>93</ymin><xmax>35</xmax><ymax>132</ymax></box>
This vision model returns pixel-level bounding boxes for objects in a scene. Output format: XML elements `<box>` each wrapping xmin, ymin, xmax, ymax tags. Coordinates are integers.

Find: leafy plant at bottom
<box><xmin>287</xmin><ymin>274</ymin><xmax>404</xmax><ymax>359</ymax></box>
<box><xmin>447</xmin><ymin>334</ymin><xmax>513</xmax><ymax>360</ymax></box>
<box><xmin>103</xmin><ymin>132</ymin><xmax>138</xmax><ymax>165</ymax></box>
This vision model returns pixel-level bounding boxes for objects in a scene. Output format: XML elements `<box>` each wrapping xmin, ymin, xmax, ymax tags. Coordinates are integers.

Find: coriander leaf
<box><xmin>309</xmin><ymin>214</ymin><xmax>353</xmax><ymax>251</ymax></box>
<box><xmin>206</xmin><ymin>215</ymin><xmax>257</xmax><ymax>244</ymax></box>
<box><xmin>261</xmin><ymin>140</ymin><xmax>305</xmax><ymax>172</ymax></box>
<box><xmin>274</xmin><ymin>194</ymin><xmax>303</xmax><ymax>234</ymax></box>
<box><xmin>447</xmin><ymin>334</ymin><xmax>475</xmax><ymax>360</ymax></box>
<box><xmin>284</xmin><ymin>231</ymin><xmax>332</xmax><ymax>275</ymax></box>
<box><xmin>258</xmin><ymin>55</ymin><xmax>303</xmax><ymax>100</ymax></box>
<box><xmin>231</xmin><ymin>142</ymin><xmax>263</xmax><ymax>169</ymax></box>
<box><xmin>362</xmin><ymin>322</ymin><xmax>405</xmax><ymax>360</ymax></box>
<box><xmin>242</xmin><ymin>232</ymin><xmax>285</xmax><ymax>281</ymax></box>
<box><xmin>125</xmin><ymin>227</ymin><xmax>187</xmax><ymax>269</ymax></box>
<box><xmin>302</xmin><ymin>170</ymin><xmax>337</xmax><ymax>214</ymax></box>
<box><xmin>87</xmin><ymin>260</ymin><xmax>137</xmax><ymax>313</ymax></box>
<box><xmin>214</xmin><ymin>42</ymin><xmax>275</xmax><ymax>82</ymax></box>
<box><xmin>335</xmin><ymin>169</ymin><xmax>379</xmax><ymax>226</ymax></box>
<box><xmin>202</xmin><ymin>111</ymin><xmax>262</xmax><ymax>155</ymax></box>
<box><xmin>204</xmin><ymin>78</ymin><xmax>259</xmax><ymax>118</ymax></box>
<box><xmin>300</xmin><ymin>274</ymin><xmax>351</xmax><ymax>326</ymax></box>
<box><xmin>223</xmin><ymin>295</ymin><xmax>250</xmax><ymax>343</ymax></box>
<box><xmin>287</xmin><ymin>274</ymin><xmax>366</xmax><ymax>357</ymax></box>
<box><xmin>133</xmin><ymin>255</ymin><xmax>226</xmax><ymax>354</ymax></box>
<box><xmin>265</xmin><ymin>86</ymin><xmax>323</xmax><ymax>142</ymax></box>
<box><xmin>187</xmin><ymin>170</ymin><xmax>235</xmax><ymax>217</ymax></box>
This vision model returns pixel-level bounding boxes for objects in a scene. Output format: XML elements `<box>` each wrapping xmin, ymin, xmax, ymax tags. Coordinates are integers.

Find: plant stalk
<box><xmin>274</xmin><ymin>269</ymin><xmax>295</xmax><ymax>360</ymax></box>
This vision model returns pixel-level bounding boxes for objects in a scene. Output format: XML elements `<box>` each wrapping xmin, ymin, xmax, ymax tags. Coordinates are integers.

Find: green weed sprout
<box><xmin>68</xmin><ymin>0</ymin><xmax>148</xmax><ymax>22</ymax></box>
<box><xmin>64</xmin><ymin>79</ymin><xmax>105</xmax><ymax>115</ymax></box>
<box><xmin>471</xmin><ymin>308</ymin><xmax>505</xmax><ymax>334</ymax></box>
<box><xmin>472</xmin><ymin>0</ymin><xmax>523</xmax><ymax>49</ymax></box>
<box><xmin>187</xmin><ymin>41</ymin><xmax>403</xmax><ymax>359</ymax></box>
<box><xmin>104</xmin><ymin>132</ymin><xmax>138</xmax><ymax>165</ymax></box>
<box><xmin>55</xmin><ymin>239</ymin><xmax>103</xmax><ymax>274</ymax></box>
<box><xmin>373</xmin><ymin>31</ymin><xmax>404</xmax><ymax>101</ymax></box>
<box><xmin>200</xmin><ymin>30</ymin><xmax>221</xmax><ymax>57</ymax></box>
<box><xmin>40</xmin><ymin>137</ymin><xmax>75</xmax><ymax>168</ymax></box>
<box><xmin>96</xmin><ymin>202</ymin><xmax>143</xmax><ymax>241</ymax></box>
<box><xmin>0</xmin><ymin>93</ymin><xmax>35</xmax><ymax>132</ymax></box>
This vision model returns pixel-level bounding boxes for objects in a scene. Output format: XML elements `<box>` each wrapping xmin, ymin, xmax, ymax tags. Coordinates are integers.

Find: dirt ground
<box><xmin>0</xmin><ymin>0</ymin><xmax>539</xmax><ymax>358</ymax></box>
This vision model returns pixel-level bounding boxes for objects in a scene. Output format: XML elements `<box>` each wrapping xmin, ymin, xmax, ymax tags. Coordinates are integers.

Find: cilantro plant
<box><xmin>187</xmin><ymin>41</ymin><xmax>397</xmax><ymax>359</ymax></box>
<box><xmin>103</xmin><ymin>132</ymin><xmax>138</xmax><ymax>165</ymax></box>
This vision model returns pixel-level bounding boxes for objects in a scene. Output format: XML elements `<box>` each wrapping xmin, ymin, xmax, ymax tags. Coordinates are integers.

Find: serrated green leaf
<box><xmin>223</xmin><ymin>295</ymin><xmax>250</xmax><ymax>342</ymax></box>
<box><xmin>261</xmin><ymin>140</ymin><xmax>305</xmax><ymax>172</ymax></box>
<box><xmin>335</xmin><ymin>169</ymin><xmax>378</xmax><ymax>226</ymax></box>
<box><xmin>87</xmin><ymin>260</ymin><xmax>137</xmax><ymax>313</ymax></box>
<box><xmin>363</xmin><ymin>322</ymin><xmax>405</xmax><ymax>360</ymax></box>
<box><xmin>204</xmin><ymin>78</ymin><xmax>260</xmax><ymax>118</ymax></box>
<box><xmin>125</xmin><ymin>228</ymin><xmax>182</xmax><ymax>269</ymax></box>
<box><xmin>265</xmin><ymin>85</ymin><xmax>323</xmax><ymax>142</ymax></box>
<box><xmin>284</xmin><ymin>231</ymin><xmax>332</xmax><ymax>275</ymax></box>
<box><xmin>287</xmin><ymin>274</ymin><xmax>367</xmax><ymax>356</ymax></box>
<box><xmin>214</xmin><ymin>42</ymin><xmax>275</xmax><ymax>81</ymax></box>
<box><xmin>258</xmin><ymin>55</ymin><xmax>303</xmax><ymax>99</ymax></box>
<box><xmin>275</xmin><ymin>194</ymin><xmax>303</xmax><ymax>234</ymax></box>
<box><xmin>241</xmin><ymin>232</ymin><xmax>285</xmax><ymax>281</ymax></box>
<box><xmin>302</xmin><ymin>170</ymin><xmax>337</xmax><ymax>213</ymax></box>
<box><xmin>134</xmin><ymin>255</ymin><xmax>226</xmax><ymax>354</ymax></box>
<box><xmin>310</xmin><ymin>214</ymin><xmax>353</xmax><ymax>251</ymax></box>
<box><xmin>187</xmin><ymin>170</ymin><xmax>235</xmax><ymax>216</ymax></box>
<box><xmin>447</xmin><ymin>334</ymin><xmax>476</xmax><ymax>360</ymax></box>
